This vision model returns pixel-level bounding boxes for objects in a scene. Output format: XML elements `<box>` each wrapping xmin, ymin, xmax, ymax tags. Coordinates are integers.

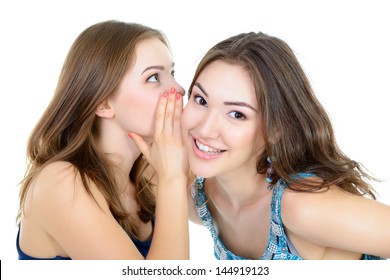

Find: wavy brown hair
<box><xmin>17</xmin><ymin>20</ymin><xmax>166</xmax><ymax>238</ymax></box>
<box><xmin>188</xmin><ymin>32</ymin><xmax>377</xmax><ymax>198</ymax></box>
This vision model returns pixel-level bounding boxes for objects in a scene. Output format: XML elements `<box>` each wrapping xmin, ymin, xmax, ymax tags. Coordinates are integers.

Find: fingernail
<box><xmin>162</xmin><ymin>92</ymin><xmax>168</xmax><ymax>98</ymax></box>
<box><xmin>127</xmin><ymin>133</ymin><xmax>133</xmax><ymax>139</ymax></box>
<box><xmin>176</xmin><ymin>93</ymin><xmax>181</xmax><ymax>99</ymax></box>
<box><xmin>170</xmin><ymin>87</ymin><xmax>176</xmax><ymax>94</ymax></box>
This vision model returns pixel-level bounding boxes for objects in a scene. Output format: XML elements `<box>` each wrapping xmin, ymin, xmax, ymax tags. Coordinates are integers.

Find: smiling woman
<box><xmin>183</xmin><ymin>31</ymin><xmax>390</xmax><ymax>260</ymax></box>
<box><xmin>183</xmin><ymin>61</ymin><xmax>262</xmax><ymax>172</ymax></box>
<box><xmin>16</xmin><ymin>20</ymin><xmax>189</xmax><ymax>260</ymax></box>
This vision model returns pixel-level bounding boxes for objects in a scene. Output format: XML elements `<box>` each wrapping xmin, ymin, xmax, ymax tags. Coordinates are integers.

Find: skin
<box><xmin>183</xmin><ymin>60</ymin><xmax>390</xmax><ymax>260</ymax></box>
<box><xmin>19</xmin><ymin>37</ymin><xmax>189</xmax><ymax>260</ymax></box>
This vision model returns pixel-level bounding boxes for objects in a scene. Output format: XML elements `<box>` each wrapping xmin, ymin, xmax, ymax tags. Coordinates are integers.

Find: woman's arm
<box><xmin>282</xmin><ymin>186</ymin><xmax>390</xmax><ymax>259</ymax></box>
<box><xmin>130</xmin><ymin>89</ymin><xmax>189</xmax><ymax>259</ymax></box>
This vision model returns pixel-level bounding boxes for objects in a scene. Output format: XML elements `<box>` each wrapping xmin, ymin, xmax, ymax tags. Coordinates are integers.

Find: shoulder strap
<box><xmin>191</xmin><ymin>176</ymin><xmax>207</xmax><ymax>208</ymax></box>
<box><xmin>268</xmin><ymin>179</ymin><xmax>291</xmax><ymax>255</ymax></box>
<box><xmin>191</xmin><ymin>176</ymin><xmax>220</xmax><ymax>241</ymax></box>
<box><xmin>270</xmin><ymin>178</ymin><xmax>288</xmax><ymax>221</ymax></box>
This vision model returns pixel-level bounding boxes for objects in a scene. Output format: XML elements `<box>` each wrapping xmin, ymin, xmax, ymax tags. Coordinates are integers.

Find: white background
<box><xmin>1</xmin><ymin>0</ymin><xmax>389</xmax><ymax>266</ymax></box>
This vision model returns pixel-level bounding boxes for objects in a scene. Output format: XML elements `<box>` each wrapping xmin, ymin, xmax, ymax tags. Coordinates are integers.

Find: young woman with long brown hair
<box><xmin>17</xmin><ymin>20</ymin><xmax>189</xmax><ymax>260</ymax></box>
<box><xmin>183</xmin><ymin>31</ymin><xmax>390</xmax><ymax>260</ymax></box>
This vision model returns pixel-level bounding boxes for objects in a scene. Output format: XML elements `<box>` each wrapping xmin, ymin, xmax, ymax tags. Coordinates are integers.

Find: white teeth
<box><xmin>195</xmin><ymin>140</ymin><xmax>222</xmax><ymax>154</ymax></box>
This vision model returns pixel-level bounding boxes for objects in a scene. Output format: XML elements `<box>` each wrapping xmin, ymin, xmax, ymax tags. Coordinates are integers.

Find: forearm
<box><xmin>147</xmin><ymin>176</ymin><xmax>189</xmax><ymax>260</ymax></box>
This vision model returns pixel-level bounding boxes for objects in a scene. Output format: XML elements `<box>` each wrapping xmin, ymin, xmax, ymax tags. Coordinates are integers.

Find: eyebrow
<box><xmin>194</xmin><ymin>82</ymin><xmax>258</xmax><ymax>112</ymax></box>
<box><xmin>142</xmin><ymin>62</ymin><xmax>175</xmax><ymax>74</ymax></box>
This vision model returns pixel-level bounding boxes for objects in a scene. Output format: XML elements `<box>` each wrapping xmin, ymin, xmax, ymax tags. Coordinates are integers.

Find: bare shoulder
<box><xmin>281</xmin><ymin>181</ymin><xmax>388</xmax><ymax>240</ymax></box>
<box><xmin>22</xmin><ymin>161</ymin><xmax>147</xmax><ymax>259</ymax></box>
<box><xmin>37</xmin><ymin>160</ymin><xmax>75</xmax><ymax>179</ymax></box>
<box><xmin>28</xmin><ymin>161</ymin><xmax>108</xmax><ymax>217</ymax></box>
<box><xmin>280</xmin><ymin>179</ymin><xmax>390</xmax><ymax>257</ymax></box>
<box><xmin>30</xmin><ymin>161</ymin><xmax>78</xmax><ymax>203</ymax></box>
<box><xmin>280</xmin><ymin>184</ymin><xmax>352</xmax><ymax>251</ymax></box>
<box><xmin>34</xmin><ymin>161</ymin><xmax>84</xmax><ymax>197</ymax></box>
<box><xmin>281</xmin><ymin>185</ymin><xmax>343</xmax><ymax>224</ymax></box>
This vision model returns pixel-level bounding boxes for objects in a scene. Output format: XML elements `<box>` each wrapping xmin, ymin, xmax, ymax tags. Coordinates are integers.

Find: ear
<box><xmin>95</xmin><ymin>99</ymin><xmax>115</xmax><ymax>118</ymax></box>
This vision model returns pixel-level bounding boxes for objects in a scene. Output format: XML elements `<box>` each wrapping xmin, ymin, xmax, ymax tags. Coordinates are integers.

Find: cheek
<box><xmin>117</xmin><ymin>92</ymin><xmax>160</xmax><ymax>134</ymax></box>
<box><xmin>226</xmin><ymin>126</ymin><xmax>260</xmax><ymax>151</ymax></box>
<box><xmin>181</xmin><ymin>105</ymin><xmax>195</xmax><ymax>132</ymax></box>
<box><xmin>135</xmin><ymin>95</ymin><xmax>159</xmax><ymax>131</ymax></box>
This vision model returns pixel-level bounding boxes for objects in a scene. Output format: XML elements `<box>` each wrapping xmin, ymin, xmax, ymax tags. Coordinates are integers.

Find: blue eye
<box><xmin>147</xmin><ymin>74</ymin><xmax>159</xmax><ymax>83</ymax></box>
<box><xmin>228</xmin><ymin>111</ymin><xmax>246</xmax><ymax>120</ymax></box>
<box><xmin>194</xmin><ymin>95</ymin><xmax>208</xmax><ymax>107</ymax></box>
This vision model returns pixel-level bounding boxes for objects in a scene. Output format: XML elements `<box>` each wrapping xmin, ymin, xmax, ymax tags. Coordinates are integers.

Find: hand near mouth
<box><xmin>128</xmin><ymin>87</ymin><xmax>190</xmax><ymax>259</ymax></box>
<box><xmin>129</xmin><ymin>87</ymin><xmax>189</xmax><ymax>181</ymax></box>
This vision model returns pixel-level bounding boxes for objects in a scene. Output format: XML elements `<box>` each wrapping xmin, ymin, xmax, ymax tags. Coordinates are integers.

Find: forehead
<box><xmin>197</xmin><ymin>60</ymin><xmax>257</xmax><ymax>105</ymax></box>
<box><xmin>132</xmin><ymin>37</ymin><xmax>173</xmax><ymax>70</ymax></box>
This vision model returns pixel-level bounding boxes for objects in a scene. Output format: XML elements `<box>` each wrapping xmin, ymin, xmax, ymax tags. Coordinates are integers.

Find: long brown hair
<box><xmin>18</xmin><ymin>20</ymin><xmax>166</xmax><ymax>238</ymax></box>
<box><xmin>189</xmin><ymin>32</ymin><xmax>377</xmax><ymax>198</ymax></box>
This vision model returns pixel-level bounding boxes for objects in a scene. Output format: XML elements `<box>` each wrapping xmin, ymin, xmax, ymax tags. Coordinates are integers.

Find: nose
<box><xmin>197</xmin><ymin>110</ymin><xmax>220</xmax><ymax>139</ymax></box>
<box><xmin>170</xmin><ymin>79</ymin><xmax>186</xmax><ymax>96</ymax></box>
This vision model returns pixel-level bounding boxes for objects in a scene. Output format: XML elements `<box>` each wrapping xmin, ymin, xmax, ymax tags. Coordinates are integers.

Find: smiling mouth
<box><xmin>194</xmin><ymin>138</ymin><xmax>226</xmax><ymax>155</ymax></box>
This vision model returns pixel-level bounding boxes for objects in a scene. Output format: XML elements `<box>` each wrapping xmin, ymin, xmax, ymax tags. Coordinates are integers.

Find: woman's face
<box><xmin>109</xmin><ymin>37</ymin><xmax>184</xmax><ymax>141</ymax></box>
<box><xmin>182</xmin><ymin>60</ymin><xmax>265</xmax><ymax>178</ymax></box>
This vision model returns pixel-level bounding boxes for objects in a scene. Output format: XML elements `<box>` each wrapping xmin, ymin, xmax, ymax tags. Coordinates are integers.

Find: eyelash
<box><xmin>193</xmin><ymin>95</ymin><xmax>247</xmax><ymax>120</ymax></box>
<box><xmin>147</xmin><ymin>74</ymin><xmax>159</xmax><ymax>83</ymax></box>
<box><xmin>194</xmin><ymin>95</ymin><xmax>207</xmax><ymax>107</ymax></box>
<box><xmin>228</xmin><ymin>111</ymin><xmax>247</xmax><ymax>120</ymax></box>
<box><xmin>147</xmin><ymin>70</ymin><xmax>176</xmax><ymax>83</ymax></box>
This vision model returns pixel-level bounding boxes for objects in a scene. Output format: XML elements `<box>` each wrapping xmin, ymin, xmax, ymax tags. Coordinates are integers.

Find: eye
<box><xmin>147</xmin><ymin>74</ymin><xmax>159</xmax><ymax>83</ymax></box>
<box><xmin>194</xmin><ymin>95</ymin><xmax>208</xmax><ymax>107</ymax></box>
<box><xmin>228</xmin><ymin>111</ymin><xmax>246</xmax><ymax>120</ymax></box>
<box><xmin>171</xmin><ymin>69</ymin><xmax>175</xmax><ymax>78</ymax></box>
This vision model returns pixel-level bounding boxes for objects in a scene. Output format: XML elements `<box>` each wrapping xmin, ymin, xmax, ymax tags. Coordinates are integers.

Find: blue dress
<box><xmin>17</xmin><ymin>221</ymin><xmax>153</xmax><ymax>259</ymax></box>
<box><xmin>192</xmin><ymin>175</ymin><xmax>384</xmax><ymax>260</ymax></box>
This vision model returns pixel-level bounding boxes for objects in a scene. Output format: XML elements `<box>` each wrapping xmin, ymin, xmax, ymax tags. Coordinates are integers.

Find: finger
<box><xmin>164</xmin><ymin>87</ymin><xmax>176</xmax><ymax>134</ymax></box>
<box><xmin>173</xmin><ymin>92</ymin><xmax>183</xmax><ymax>136</ymax></box>
<box><xmin>154</xmin><ymin>91</ymin><xmax>168</xmax><ymax>134</ymax></box>
<box><xmin>128</xmin><ymin>133</ymin><xmax>150</xmax><ymax>161</ymax></box>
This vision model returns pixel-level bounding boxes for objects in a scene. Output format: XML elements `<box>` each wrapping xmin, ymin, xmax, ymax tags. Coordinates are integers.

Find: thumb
<box><xmin>128</xmin><ymin>132</ymin><xmax>150</xmax><ymax>160</ymax></box>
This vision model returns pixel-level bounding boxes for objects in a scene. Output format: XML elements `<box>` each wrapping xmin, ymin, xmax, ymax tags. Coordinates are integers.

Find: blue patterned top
<box><xmin>192</xmin><ymin>175</ymin><xmax>384</xmax><ymax>260</ymax></box>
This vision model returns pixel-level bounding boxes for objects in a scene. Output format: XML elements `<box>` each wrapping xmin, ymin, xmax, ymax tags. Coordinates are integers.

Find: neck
<box><xmin>97</xmin><ymin>120</ymin><xmax>143</xmax><ymax>187</ymax></box>
<box><xmin>211</xmin><ymin>168</ymin><xmax>268</xmax><ymax>209</ymax></box>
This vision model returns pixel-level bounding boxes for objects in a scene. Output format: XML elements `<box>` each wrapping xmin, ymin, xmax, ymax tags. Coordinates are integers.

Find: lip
<box><xmin>190</xmin><ymin>136</ymin><xmax>226</xmax><ymax>160</ymax></box>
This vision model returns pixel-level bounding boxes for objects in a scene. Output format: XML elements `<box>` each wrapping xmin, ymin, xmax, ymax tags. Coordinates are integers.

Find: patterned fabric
<box><xmin>192</xmin><ymin>175</ymin><xmax>384</xmax><ymax>260</ymax></box>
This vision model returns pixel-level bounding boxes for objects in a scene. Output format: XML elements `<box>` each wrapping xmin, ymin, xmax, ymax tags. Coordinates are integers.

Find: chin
<box><xmin>190</xmin><ymin>162</ymin><xmax>217</xmax><ymax>179</ymax></box>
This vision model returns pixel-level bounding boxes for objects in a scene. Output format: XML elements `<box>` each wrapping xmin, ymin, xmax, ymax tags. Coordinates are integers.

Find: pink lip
<box><xmin>191</xmin><ymin>137</ymin><xmax>224</xmax><ymax>160</ymax></box>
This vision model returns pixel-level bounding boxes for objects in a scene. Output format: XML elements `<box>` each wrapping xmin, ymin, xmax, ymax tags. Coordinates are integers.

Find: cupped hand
<box><xmin>128</xmin><ymin>88</ymin><xmax>189</xmax><ymax>180</ymax></box>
